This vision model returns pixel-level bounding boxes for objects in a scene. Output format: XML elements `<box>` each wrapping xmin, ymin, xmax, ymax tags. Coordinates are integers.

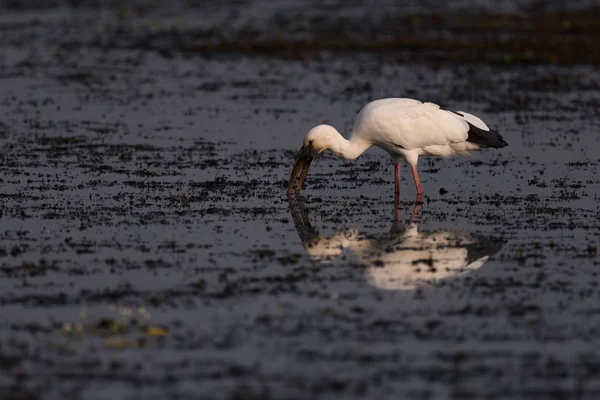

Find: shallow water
<box><xmin>1</xmin><ymin>5</ymin><xmax>600</xmax><ymax>400</ymax></box>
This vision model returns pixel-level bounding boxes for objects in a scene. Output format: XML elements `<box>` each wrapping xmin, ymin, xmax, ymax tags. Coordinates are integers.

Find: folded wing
<box><xmin>354</xmin><ymin>99</ymin><xmax>471</xmax><ymax>150</ymax></box>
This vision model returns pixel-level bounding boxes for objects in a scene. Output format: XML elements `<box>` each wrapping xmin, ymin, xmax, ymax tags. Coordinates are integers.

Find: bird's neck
<box><xmin>328</xmin><ymin>129</ymin><xmax>371</xmax><ymax>160</ymax></box>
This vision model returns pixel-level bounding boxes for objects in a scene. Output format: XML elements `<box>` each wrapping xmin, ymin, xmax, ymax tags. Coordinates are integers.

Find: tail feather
<box><xmin>465</xmin><ymin>122</ymin><xmax>508</xmax><ymax>148</ymax></box>
<box><xmin>444</xmin><ymin>109</ymin><xmax>508</xmax><ymax>148</ymax></box>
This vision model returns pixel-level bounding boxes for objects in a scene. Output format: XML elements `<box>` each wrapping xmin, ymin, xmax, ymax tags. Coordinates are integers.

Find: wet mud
<box><xmin>1</xmin><ymin>2</ymin><xmax>600</xmax><ymax>399</ymax></box>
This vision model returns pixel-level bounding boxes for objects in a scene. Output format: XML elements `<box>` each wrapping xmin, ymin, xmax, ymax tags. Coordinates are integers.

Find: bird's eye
<box><xmin>309</xmin><ymin>140</ymin><xmax>313</xmax><ymax>145</ymax></box>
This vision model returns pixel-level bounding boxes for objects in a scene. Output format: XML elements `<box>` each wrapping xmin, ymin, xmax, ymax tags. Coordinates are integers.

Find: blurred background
<box><xmin>1</xmin><ymin>0</ymin><xmax>598</xmax><ymax>65</ymax></box>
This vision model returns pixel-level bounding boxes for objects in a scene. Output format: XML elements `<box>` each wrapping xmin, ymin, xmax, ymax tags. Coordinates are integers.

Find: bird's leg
<box><xmin>394</xmin><ymin>163</ymin><xmax>401</xmax><ymax>201</ymax></box>
<box><xmin>411</xmin><ymin>165</ymin><xmax>423</xmax><ymax>196</ymax></box>
<box><xmin>394</xmin><ymin>163</ymin><xmax>401</xmax><ymax>220</ymax></box>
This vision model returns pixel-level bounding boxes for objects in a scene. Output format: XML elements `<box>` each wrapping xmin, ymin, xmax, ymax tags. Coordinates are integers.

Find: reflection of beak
<box><xmin>287</xmin><ymin>144</ymin><xmax>316</xmax><ymax>194</ymax></box>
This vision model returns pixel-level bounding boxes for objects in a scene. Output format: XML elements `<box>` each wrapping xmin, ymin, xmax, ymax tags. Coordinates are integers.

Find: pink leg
<box><xmin>394</xmin><ymin>163</ymin><xmax>400</xmax><ymax>220</ymax></box>
<box><xmin>411</xmin><ymin>165</ymin><xmax>423</xmax><ymax>196</ymax></box>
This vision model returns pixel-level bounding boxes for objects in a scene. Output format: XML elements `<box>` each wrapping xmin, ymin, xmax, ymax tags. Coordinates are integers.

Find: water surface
<box><xmin>1</xmin><ymin>5</ymin><xmax>600</xmax><ymax>400</ymax></box>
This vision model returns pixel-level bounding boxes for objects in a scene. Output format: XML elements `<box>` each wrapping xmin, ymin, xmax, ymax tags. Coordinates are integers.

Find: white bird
<box><xmin>288</xmin><ymin>98</ymin><xmax>508</xmax><ymax>198</ymax></box>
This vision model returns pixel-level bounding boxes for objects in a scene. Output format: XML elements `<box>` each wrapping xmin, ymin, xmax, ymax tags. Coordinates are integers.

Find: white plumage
<box><xmin>288</xmin><ymin>98</ymin><xmax>507</xmax><ymax>197</ymax></box>
<box><xmin>354</xmin><ymin>99</ymin><xmax>468</xmax><ymax>148</ymax></box>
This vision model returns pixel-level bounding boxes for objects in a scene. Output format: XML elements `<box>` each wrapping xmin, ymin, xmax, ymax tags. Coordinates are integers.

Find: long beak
<box><xmin>287</xmin><ymin>144</ymin><xmax>315</xmax><ymax>194</ymax></box>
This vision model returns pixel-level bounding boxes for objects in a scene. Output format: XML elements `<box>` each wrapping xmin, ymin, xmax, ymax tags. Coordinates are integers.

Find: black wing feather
<box><xmin>442</xmin><ymin>108</ymin><xmax>508</xmax><ymax>148</ymax></box>
<box><xmin>465</xmin><ymin>122</ymin><xmax>508</xmax><ymax>148</ymax></box>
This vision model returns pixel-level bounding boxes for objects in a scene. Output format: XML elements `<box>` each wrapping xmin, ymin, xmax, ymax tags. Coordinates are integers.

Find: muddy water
<box><xmin>1</xmin><ymin>6</ymin><xmax>600</xmax><ymax>400</ymax></box>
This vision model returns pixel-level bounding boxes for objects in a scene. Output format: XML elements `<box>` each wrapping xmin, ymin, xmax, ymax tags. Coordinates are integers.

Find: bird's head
<box><xmin>287</xmin><ymin>125</ymin><xmax>338</xmax><ymax>194</ymax></box>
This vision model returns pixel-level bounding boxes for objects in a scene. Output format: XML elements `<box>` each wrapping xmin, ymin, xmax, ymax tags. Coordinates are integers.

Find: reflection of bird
<box><xmin>289</xmin><ymin>199</ymin><xmax>505</xmax><ymax>291</ymax></box>
<box><xmin>288</xmin><ymin>98</ymin><xmax>508</xmax><ymax>198</ymax></box>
